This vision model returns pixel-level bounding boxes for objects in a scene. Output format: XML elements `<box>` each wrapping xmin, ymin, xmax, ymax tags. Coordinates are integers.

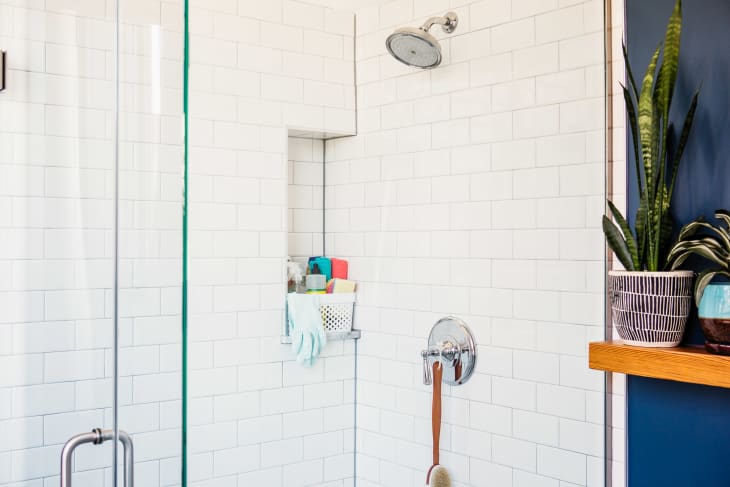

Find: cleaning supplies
<box><xmin>286</xmin><ymin>293</ymin><xmax>327</xmax><ymax>366</ymax></box>
<box><xmin>426</xmin><ymin>362</ymin><xmax>451</xmax><ymax>487</ymax></box>
<box><xmin>330</xmin><ymin>258</ymin><xmax>348</xmax><ymax>279</ymax></box>
<box><xmin>306</xmin><ymin>273</ymin><xmax>327</xmax><ymax>294</ymax></box>
<box><xmin>287</xmin><ymin>258</ymin><xmax>304</xmax><ymax>293</ymax></box>
<box><xmin>308</xmin><ymin>257</ymin><xmax>332</xmax><ymax>282</ymax></box>
<box><xmin>326</xmin><ymin>278</ymin><xmax>357</xmax><ymax>294</ymax></box>
<box><xmin>306</xmin><ymin>263</ymin><xmax>327</xmax><ymax>294</ymax></box>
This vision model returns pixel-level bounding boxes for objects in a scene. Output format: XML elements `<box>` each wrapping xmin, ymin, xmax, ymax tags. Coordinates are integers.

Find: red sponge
<box><xmin>331</xmin><ymin>258</ymin><xmax>348</xmax><ymax>279</ymax></box>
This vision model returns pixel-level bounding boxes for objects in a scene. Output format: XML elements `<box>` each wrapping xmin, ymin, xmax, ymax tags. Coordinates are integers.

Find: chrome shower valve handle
<box><xmin>421</xmin><ymin>348</ymin><xmax>440</xmax><ymax>385</ymax></box>
<box><xmin>421</xmin><ymin>340</ymin><xmax>462</xmax><ymax>384</ymax></box>
<box><xmin>421</xmin><ymin>317</ymin><xmax>477</xmax><ymax>386</ymax></box>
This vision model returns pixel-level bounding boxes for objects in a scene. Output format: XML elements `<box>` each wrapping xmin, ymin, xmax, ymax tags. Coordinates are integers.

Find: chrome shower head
<box><xmin>385</xmin><ymin>12</ymin><xmax>458</xmax><ymax>69</ymax></box>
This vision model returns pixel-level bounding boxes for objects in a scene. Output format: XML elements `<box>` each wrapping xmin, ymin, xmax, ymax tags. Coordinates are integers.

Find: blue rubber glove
<box><xmin>287</xmin><ymin>293</ymin><xmax>327</xmax><ymax>367</ymax></box>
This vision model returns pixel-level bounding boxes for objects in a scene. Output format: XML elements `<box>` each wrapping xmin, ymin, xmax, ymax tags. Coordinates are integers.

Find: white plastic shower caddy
<box><xmin>319</xmin><ymin>293</ymin><xmax>356</xmax><ymax>333</ymax></box>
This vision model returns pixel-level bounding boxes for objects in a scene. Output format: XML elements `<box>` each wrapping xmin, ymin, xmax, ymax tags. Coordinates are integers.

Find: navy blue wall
<box><xmin>626</xmin><ymin>0</ymin><xmax>730</xmax><ymax>485</ymax></box>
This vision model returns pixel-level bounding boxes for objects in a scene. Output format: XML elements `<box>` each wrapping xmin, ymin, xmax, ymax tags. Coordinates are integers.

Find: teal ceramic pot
<box><xmin>698</xmin><ymin>283</ymin><xmax>730</xmax><ymax>354</ymax></box>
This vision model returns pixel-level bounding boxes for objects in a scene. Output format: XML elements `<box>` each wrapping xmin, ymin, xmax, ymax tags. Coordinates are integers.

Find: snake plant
<box><xmin>602</xmin><ymin>0</ymin><xmax>700</xmax><ymax>271</ymax></box>
<box><xmin>668</xmin><ymin>210</ymin><xmax>730</xmax><ymax>306</ymax></box>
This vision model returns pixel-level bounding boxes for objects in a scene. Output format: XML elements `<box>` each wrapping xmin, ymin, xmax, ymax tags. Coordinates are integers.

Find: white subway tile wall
<box><xmin>0</xmin><ymin>0</ymin><xmax>617</xmax><ymax>485</ymax></box>
<box><xmin>322</xmin><ymin>1</ymin><xmax>606</xmax><ymax>486</ymax></box>
<box><xmin>288</xmin><ymin>137</ymin><xmax>325</xmax><ymax>267</ymax></box>
<box><xmin>187</xmin><ymin>1</ymin><xmax>356</xmax><ymax>486</ymax></box>
<box><xmin>0</xmin><ymin>0</ymin><xmax>357</xmax><ymax>485</ymax></box>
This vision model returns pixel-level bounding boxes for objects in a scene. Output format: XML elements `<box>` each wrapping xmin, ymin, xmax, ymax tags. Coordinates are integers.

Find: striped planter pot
<box><xmin>608</xmin><ymin>270</ymin><xmax>694</xmax><ymax>347</ymax></box>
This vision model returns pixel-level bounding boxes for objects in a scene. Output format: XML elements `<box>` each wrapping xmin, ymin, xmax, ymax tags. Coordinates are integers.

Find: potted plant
<box><xmin>602</xmin><ymin>0</ymin><xmax>699</xmax><ymax>347</ymax></box>
<box><xmin>668</xmin><ymin>211</ymin><xmax>730</xmax><ymax>354</ymax></box>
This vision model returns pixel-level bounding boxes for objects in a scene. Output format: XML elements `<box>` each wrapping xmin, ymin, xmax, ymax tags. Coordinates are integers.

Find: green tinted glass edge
<box><xmin>182</xmin><ymin>0</ymin><xmax>189</xmax><ymax>483</ymax></box>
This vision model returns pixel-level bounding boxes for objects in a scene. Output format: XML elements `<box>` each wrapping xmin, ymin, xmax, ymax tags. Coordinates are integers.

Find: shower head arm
<box><xmin>420</xmin><ymin>12</ymin><xmax>458</xmax><ymax>34</ymax></box>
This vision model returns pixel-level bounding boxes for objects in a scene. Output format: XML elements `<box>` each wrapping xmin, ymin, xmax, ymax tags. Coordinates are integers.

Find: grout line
<box><xmin>323</xmin><ymin>139</ymin><xmax>326</xmax><ymax>257</ymax></box>
<box><xmin>353</xmin><ymin>337</ymin><xmax>358</xmax><ymax>487</ymax></box>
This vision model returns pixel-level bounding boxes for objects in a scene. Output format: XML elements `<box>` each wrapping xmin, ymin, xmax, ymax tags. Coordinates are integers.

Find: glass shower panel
<box><xmin>183</xmin><ymin>0</ymin><xmax>359</xmax><ymax>482</ymax></box>
<box><xmin>0</xmin><ymin>2</ymin><xmax>117</xmax><ymax>485</ymax></box>
<box><xmin>116</xmin><ymin>0</ymin><xmax>184</xmax><ymax>485</ymax></box>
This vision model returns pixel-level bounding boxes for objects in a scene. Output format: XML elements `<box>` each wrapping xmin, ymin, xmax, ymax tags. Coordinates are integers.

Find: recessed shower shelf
<box><xmin>589</xmin><ymin>341</ymin><xmax>730</xmax><ymax>389</ymax></box>
<box><xmin>280</xmin><ymin>330</ymin><xmax>361</xmax><ymax>344</ymax></box>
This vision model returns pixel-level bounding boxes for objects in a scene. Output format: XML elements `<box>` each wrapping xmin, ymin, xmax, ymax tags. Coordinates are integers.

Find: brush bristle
<box><xmin>430</xmin><ymin>466</ymin><xmax>451</xmax><ymax>487</ymax></box>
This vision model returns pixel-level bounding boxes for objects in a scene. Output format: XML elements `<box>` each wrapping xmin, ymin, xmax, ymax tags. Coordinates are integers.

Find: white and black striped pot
<box><xmin>608</xmin><ymin>270</ymin><xmax>694</xmax><ymax>347</ymax></box>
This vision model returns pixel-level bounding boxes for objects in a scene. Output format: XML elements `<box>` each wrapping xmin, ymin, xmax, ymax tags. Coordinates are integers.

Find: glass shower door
<box><xmin>115</xmin><ymin>0</ymin><xmax>184</xmax><ymax>485</ymax></box>
<box><xmin>0</xmin><ymin>1</ymin><xmax>118</xmax><ymax>484</ymax></box>
<box><xmin>0</xmin><ymin>0</ymin><xmax>184</xmax><ymax>485</ymax></box>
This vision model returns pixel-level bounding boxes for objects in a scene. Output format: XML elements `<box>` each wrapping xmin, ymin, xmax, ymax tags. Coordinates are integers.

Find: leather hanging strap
<box><xmin>431</xmin><ymin>361</ymin><xmax>443</xmax><ymax>467</ymax></box>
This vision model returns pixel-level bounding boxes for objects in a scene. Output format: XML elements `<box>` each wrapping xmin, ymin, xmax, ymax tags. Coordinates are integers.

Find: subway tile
<box><xmin>492</xmin><ymin>435</ymin><xmax>537</xmax><ymax>472</ymax></box>
<box><xmin>44</xmin><ymin>350</ymin><xmax>105</xmax><ymax>383</ymax></box>
<box><xmin>513</xmin><ymin>105</ymin><xmax>560</xmax><ymax>139</ymax></box>
<box><xmin>513</xmin><ymin>410</ymin><xmax>559</xmax><ymax>447</ymax></box>
<box><xmin>261</xmin><ymin>438</ymin><xmax>304</xmax><ymax>467</ymax></box>
<box><xmin>450</xmin><ymin>29</ymin><xmax>491</xmax><ymax>64</ymax></box>
<box><xmin>13</xmin><ymin>383</ymin><xmax>75</xmax><ymax>417</ymax></box>
<box><xmin>431</xmin><ymin>62</ymin><xmax>470</xmax><ymax>95</ymax></box>
<box><xmin>559</xmin><ymin>32</ymin><xmax>604</xmax><ymax>71</ymax></box>
<box><xmin>536</xmin><ymin>6</ymin><xmax>585</xmax><ymax>44</ymax></box>
<box><xmin>471</xmin><ymin>112</ymin><xmax>512</xmax><ymax>143</ymax></box>
<box><xmin>325</xmin><ymin>9</ymin><xmax>353</xmax><ymax>36</ymax></box>
<box><xmin>470</xmin><ymin>0</ymin><xmax>511</xmax><ymax>30</ymax></box>
<box><xmin>492</xmin><ymin>18</ymin><xmax>535</xmax><ymax>54</ymax></box>
<box><xmin>513</xmin><ymin>167</ymin><xmax>560</xmax><ymax>199</ymax></box>
<box><xmin>493</xmin><ymin>376</ymin><xmax>537</xmax><ymax>411</ymax></box>
<box><xmin>471</xmin><ymin>53</ymin><xmax>513</xmax><ymax>87</ymax></box>
<box><xmin>303</xmin><ymin>29</ymin><xmax>343</xmax><ymax>58</ymax></box>
<box><xmin>213</xmin><ymin>392</ymin><xmax>261</xmax><ymax>422</ymax></box>
<box><xmin>451</xmin><ymin>86</ymin><xmax>492</xmax><ymax>118</ymax></box>
<box><xmin>559</xmin><ymin>417</ymin><xmax>603</xmax><ymax>456</ymax></box>
<box><xmin>537</xmin><ymin>445</ymin><xmax>587</xmax><ymax>485</ymax></box>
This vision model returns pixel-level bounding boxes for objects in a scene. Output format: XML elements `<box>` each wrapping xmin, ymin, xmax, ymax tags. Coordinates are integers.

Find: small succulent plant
<box><xmin>668</xmin><ymin>210</ymin><xmax>730</xmax><ymax>305</ymax></box>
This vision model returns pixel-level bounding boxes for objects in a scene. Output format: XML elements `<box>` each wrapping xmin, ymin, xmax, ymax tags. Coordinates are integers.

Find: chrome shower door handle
<box><xmin>119</xmin><ymin>430</ymin><xmax>134</xmax><ymax>487</ymax></box>
<box><xmin>60</xmin><ymin>429</ymin><xmax>134</xmax><ymax>487</ymax></box>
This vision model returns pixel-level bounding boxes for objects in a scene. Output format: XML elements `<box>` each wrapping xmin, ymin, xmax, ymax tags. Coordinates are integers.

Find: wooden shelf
<box><xmin>589</xmin><ymin>341</ymin><xmax>730</xmax><ymax>389</ymax></box>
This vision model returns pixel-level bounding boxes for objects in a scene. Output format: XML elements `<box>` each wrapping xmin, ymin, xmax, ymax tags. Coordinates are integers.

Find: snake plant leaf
<box><xmin>603</xmin><ymin>215</ymin><xmax>636</xmax><ymax>271</ymax></box>
<box><xmin>622</xmin><ymin>84</ymin><xmax>643</xmax><ymax>195</ymax></box>
<box><xmin>670</xmin><ymin>251</ymin><xmax>691</xmax><ymax>270</ymax></box>
<box><xmin>653</xmin><ymin>53</ymin><xmax>667</xmax><ymax>168</ymax></box>
<box><xmin>694</xmin><ymin>270</ymin><xmax>730</xmax><ymax>308</ymax></box>
<box><xmin>654</xmin><ymin>0</ymin><xmax>682</xmax><ymax>202</ymax></box>
<box><xmin>656</xmin><ymin>184</ymin><xmax>672</xmax><ymax>241</ymax></box>
<box><xmin>702</xmin><ymin>223</ymin><xmax>730</xmax><ymax>253</ymax></box>
<box><xmin>715</xmin><ymin>210</ymin><xmax>730</xmax><ymax>233</ymax></box>
<box><xmin>669</xmin><ymin>238</ymin><xmax>730</xmax><ymax>259</ymax></box>
<box><xmin>677</xmin><ymin>219</ymin><xmax>730</xmax><ymax>250</ymax></box>
<box><xmin>657</xmin><ymin>0</ymin><xmax>682</xmax><ymax>122</ymax></box>
<box><xmin>607</xmin><ymin>200</ymin><xmax>639</xmax><ymax>269</ymax></box>
<box><xmin>668</xmin><ymin>90</ymin><xmax>699</xmax><ymax>199</ymax></box>
<box><xmin>658</xmin><ymin>206</ymin><xmax>674</xmax><ymax>266</ymax></box>
<box><xmin>643</xmin><ymin>189</ymin><xmax>663</xmax><ymax>270</ymax></box>
<box><xmin>668</xmin><ymin>238</ymin><xmax>729</xmax><ymax>259</ymax></box>
<box><xmin>638</xmin><ymin>45</ymin><xmax>661</xmax><ymax>201</ymax></box>
<box><xmin>695</xmin><ymin>269</ymin><xmax>718</xmax><ymax>307</ymax></box>
<box><xmin>693</xmin><ymin>238</ymin><xmax>730</xmax><ymax>259</ymax></box>
<box><xmin>622</xmin><ymin>41</ymin><xmax>640</xmax><ymax>102</ymax></box>
<box><xmin>677</xmin><ymin>217</ymin><xmax>707</xmax><ymax>240</ymax></box>
<box><xmin>669</xmin><ymin>243</ymin><xmax>728</xmax><ymax>268</ymax></box>
<box><xmin>635</xmin><ymin>192</ymin><xmax>650</xmax><ymax>268</ymax></box>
